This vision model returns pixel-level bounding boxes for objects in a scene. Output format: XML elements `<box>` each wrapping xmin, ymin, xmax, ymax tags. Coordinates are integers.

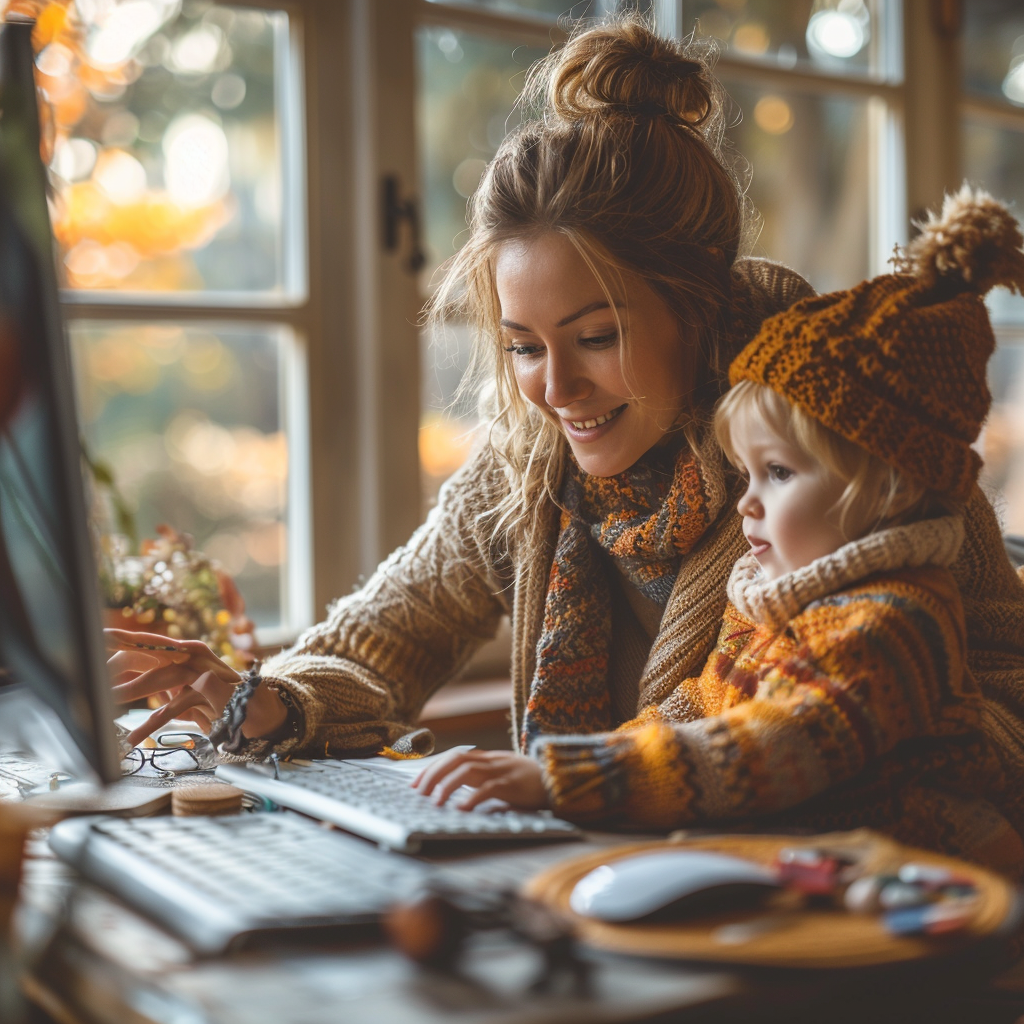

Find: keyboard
<box><xmin>48</xmin><ymin>812</ymin><xmax>431</xmax><ymax>955</ymax></box>
<box><xmin>215</xmin><ymin>759</ymin><xmax>582</xmax><ymax>853</ymax></box>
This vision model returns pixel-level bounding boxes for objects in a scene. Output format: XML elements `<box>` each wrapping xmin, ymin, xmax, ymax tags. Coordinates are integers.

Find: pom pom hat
<box><xmin>729</xmin><ymin>185</ymin><xmax>1024</xmax><ymax>502</ymax></box>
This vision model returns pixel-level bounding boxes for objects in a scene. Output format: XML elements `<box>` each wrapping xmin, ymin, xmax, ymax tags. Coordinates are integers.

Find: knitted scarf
<box><xmin>521</xmin><ymin>437</ymin><xmax>725</xmax><ymax>748</ymax></box>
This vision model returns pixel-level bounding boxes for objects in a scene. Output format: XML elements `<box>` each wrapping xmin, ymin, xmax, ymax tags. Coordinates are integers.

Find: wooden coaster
<box><xmin>0</xmin><ymin>801</ymin><xmax>34</xmax><ymax>886</ymax></box>
<box><xmin>521</xmin><ymin>829</ymin><xmax>1019</xmax><ymax>970</ymax></box>
<box><xmin>23</xmin><ymin>782</ymin><xmax>171</xmax><ymax>818</ymax></box>
<box><xmin>171</xmin><ymin>782</ymin><xmax>244</xmax><ymax>817</ymax></box>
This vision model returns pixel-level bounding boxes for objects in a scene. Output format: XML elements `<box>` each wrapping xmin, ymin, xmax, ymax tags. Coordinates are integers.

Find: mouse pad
<box><xmin>521</xmin><ymin>829</ymin><xmax>1020</xmax><ymax>969</ymax></box>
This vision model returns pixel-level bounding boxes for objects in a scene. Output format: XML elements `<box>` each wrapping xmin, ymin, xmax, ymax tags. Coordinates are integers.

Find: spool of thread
<box><xmin>171</xmin><ymin>782</ymin><xmax>244</xmax><ymax>817</ymax></box>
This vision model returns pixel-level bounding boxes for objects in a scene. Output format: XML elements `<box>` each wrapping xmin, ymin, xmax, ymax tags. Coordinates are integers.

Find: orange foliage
<box><xmin>56</xmin><ymin>183</ymin><xmax>231</xmax><ymax>257</ymax></box>
<box><xmin>31</xmin><ymin>1</ymin><xmax>68</xmax><ymax>48</ymax></box>
<box><xmin>9</xmin><ymin>0</ymin><xmax>233</xmax><ymax>289</ymax></box>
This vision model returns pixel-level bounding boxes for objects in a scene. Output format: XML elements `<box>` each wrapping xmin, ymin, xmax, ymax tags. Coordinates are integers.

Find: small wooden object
<box><xmin>22</xmin><ymin>782</ymin><xmax>171</xmax><ymax>817</ymax></box>
<box><xmin>0</xmin><ymin>801</ymin><xmax>34</xmax><ymax>935</ymax></box>
<box><xmin>383</xmin><ymin>895</ymin><xmax>468</xmax><ymax>969</ymax></box>
<box><xmin>171</xmin><ymin>782</ymin><xmax>244</xmax><ymax>817</ymax></box>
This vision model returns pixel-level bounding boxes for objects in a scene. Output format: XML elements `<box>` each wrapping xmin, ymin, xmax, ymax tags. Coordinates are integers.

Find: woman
<box><xmin>108</xmin><ymin>16</ymin><xmax>1024</xmax><ymax>847</ymax></box>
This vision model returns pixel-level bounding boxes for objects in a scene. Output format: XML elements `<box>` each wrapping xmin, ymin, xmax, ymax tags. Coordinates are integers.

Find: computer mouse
<box><xmin>569</xmin><ymin>849</ymin><xmax>782</xmax><ymax>922</ymax></box>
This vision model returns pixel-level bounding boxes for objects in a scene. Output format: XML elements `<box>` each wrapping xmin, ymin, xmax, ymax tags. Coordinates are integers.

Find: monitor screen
<box><xmin>0</xmin><ymin>20</ymin><xmax>119</xmax><ymax>783</ymax></box>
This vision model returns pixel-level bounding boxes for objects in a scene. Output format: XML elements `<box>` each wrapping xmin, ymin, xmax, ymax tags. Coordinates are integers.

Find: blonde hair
<box><xmin>714</xmin><ymin>382</ymin><xmax>957</xmax><ymax>540</ymax></box>
<box><xmin>426</xmin><ymin>14</ymin><xmax>751</xmax><ymax>548</ymax></box>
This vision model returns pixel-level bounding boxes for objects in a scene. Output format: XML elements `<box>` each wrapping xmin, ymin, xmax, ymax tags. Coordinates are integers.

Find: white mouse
<box><xmin>569</xmin><ymin>850</ymin><xmax>781</xmax><ymax>922</ymax></box>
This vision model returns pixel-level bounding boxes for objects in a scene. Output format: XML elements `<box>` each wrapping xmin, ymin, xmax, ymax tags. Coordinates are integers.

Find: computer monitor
<box><xmin>0</xmin><ymin>20</ymin><xmax>120</xmax><ymax>784</ymax></box>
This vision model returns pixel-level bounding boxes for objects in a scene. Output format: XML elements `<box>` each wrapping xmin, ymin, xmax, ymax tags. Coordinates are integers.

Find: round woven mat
<box><xmin>521</xmin><ymin>830</ymin><xmax>1017</xmax><ymax>969</ymax></box>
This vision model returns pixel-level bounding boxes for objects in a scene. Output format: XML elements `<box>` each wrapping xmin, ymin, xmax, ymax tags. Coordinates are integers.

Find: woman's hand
<box><xmin>105</xmin><ymin>629</ymin><xmax>287</xmax><ymax>746</ymax></box>
<box><xmin>413</xmin><ymin>749</ymin><xmax>548</xmax><ymax>811</ymax></box>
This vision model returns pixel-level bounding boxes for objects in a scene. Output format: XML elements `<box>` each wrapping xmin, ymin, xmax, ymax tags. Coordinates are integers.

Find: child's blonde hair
<box><xmin>714</xmin><ymin>381</ymin><xmax>956</xmax><ymax>540</ymax></box>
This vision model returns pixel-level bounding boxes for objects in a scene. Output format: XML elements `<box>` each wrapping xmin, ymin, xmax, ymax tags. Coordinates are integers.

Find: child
<box><xmin>416</xmin><ymin>186</ymin><xmax>1024</xmax><ymax>875</ymax></box>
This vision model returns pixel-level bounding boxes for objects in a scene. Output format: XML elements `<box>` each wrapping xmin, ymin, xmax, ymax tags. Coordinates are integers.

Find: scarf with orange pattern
<box><xmin>521</xmin><ymin>439</ymin><xmax>722</xmax><ymax>749</ymax></box>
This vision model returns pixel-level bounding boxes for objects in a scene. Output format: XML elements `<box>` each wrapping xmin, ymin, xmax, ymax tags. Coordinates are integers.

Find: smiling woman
<box><xmin>427</xmin><ymin>14</ymin><xmax>750</xmax><ymax>547</ymax></box>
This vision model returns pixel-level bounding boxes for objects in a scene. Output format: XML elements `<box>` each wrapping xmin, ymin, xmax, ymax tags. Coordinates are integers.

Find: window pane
<box><xmin>36</xmin><ymin>3</ymin><xmax>293</xmax><ymax>295</ymax></box>
<box><xmin>417</xmin><ymin>29</ymin><xmax>548</xmax><ymax>279</ymax></box>
<box><xmin>963</xmin><ymin>0</ymin><xmax>1024</xmax><ymax>105</ymax></box>
<box><xmin>71</xmin><ymin>321</ymin><xmax>302</xmax><ymax>632</ymax></box>
<box><xmin>420</xmin><ymin>323</ymin><xmax>479</xmax><ymax>505</ymax></box>
<box><xmin>682</xmin><ymin>0</ymin><xmax>889</xmax><ymax>79</ymax></box>
<box><xmin>981</xmin><ymin>337</ymin><xmax>1024</xmax><ymax>536</ymax></box>
<box><xmin>963</xmin><ymin>117</ymin><xmax>1024</xmax><ymax>324</ymax></box>
<box><xmin>416</xmin><ymin>27</ymin><xmax>548</xmax><ymax>507</ymax></box>
<box><xmin>724</xmin><ymin>79</ymin><xmax>871</xmax><ymax>293</ymax></box>
<box><xmin>964</xmin><ymin>117</ymin><xmax>1024</xmax><ymax>534</ymax></box>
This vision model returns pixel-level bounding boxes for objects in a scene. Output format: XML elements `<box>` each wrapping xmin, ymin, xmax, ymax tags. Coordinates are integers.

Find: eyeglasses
<box><xmin>121</xmin><ymin>731</ymin><xmax>217</xmax><ymax>778</ymax></box>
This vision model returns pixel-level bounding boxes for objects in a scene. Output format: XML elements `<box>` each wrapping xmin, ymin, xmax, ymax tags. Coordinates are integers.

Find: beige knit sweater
<box><xmin>255</xmin><ymin>260</ymin><xmax>1024</xmax><ymax>802</ymax></box>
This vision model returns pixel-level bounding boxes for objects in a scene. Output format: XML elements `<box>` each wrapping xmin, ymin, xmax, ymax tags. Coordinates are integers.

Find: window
<box><xmin>963</xmin><ymin>0</ymin><xmax>1024</xmax><ymax>534</ymax></box>
<box><xmin>30</xmin><ymin>0</ymin><xmax>310</xmax><ymax>641</ymax></box>
<box><xmin>679</xmin><ymin>1</ymin><xmax>903</xmax><ymax>284</ymax></box>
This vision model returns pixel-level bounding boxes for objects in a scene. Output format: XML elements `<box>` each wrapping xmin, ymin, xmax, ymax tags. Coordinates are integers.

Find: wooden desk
<box><xmin>12</xmin><ymin>801</ymin><xmax>1024</xmax><ymax>1024</ymax></box>
<box><xmin>16</xmin><ymin>826</ymin><xmax>749</xmax><ymax>1024</ymax></box>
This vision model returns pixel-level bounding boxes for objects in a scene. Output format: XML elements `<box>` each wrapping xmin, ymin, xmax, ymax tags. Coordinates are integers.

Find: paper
<box><xmin>115</xmin><ymin>710</ymin><xmax>202</xmax><ymax>738</ymax></box>
<box><xmin>326</xmin><ymin>745</ymin><xmax>475</xmax><ymax>780</ymax></box>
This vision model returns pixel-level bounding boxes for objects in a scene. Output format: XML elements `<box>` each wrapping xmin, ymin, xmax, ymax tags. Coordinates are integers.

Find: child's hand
<box><xmin>413</xmin><ymin>749</ymin><xmax>548</xmax><ymax>811</ymax></box>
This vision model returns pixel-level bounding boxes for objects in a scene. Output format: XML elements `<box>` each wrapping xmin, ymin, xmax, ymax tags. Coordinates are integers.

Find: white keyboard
<box><xmin>216</xmin><ymin>759</ymin><xmax>581</xmax><ymax>853</ymax></box>
<box><xmin>49</xmin><ymin>812</ymin><xmax>431</xmax><ymax>954</ymax></box>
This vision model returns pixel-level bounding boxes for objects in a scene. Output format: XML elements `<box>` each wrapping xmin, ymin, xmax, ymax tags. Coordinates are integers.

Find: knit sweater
<box><xmin>534</xmin><ymin>517</ymin><xmax>1024</xmax><ymax>877</ymax></box>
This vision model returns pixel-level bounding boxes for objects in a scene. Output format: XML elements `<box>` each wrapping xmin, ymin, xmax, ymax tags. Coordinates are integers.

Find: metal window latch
<box><xmin>382</xmin><ymin>174</ymin><xmax>426</xmax><ymax>274</ymax></box>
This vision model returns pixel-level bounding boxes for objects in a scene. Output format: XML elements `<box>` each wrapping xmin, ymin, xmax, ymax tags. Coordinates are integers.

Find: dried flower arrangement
<box><xmin>85</xmin><ymin>439</ymin><xmax>257</xmax><ymax>673</ymax></box>
<box><xmin>100</xmin><ymin>524</ymin><xmax>256</xmax><ymax>673</ymax></box>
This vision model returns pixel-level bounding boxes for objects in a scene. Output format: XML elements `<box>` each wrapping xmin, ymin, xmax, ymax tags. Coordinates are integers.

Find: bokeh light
<box><xmin>805</xmin><ymin>2</ymin><xmax>869</xmax><ymax>62</ymax></box>
<box><xmin>753</xmin><ymin>95</ymin><xmax>795</xmax><ymax>134</ymax></box>
<box><xmin>13</xmin><ymin>0</ymin><xmax>286</xmax><ymax>293</ymax></box>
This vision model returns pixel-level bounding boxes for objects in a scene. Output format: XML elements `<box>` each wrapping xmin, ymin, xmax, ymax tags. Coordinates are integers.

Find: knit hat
<box><xmin>728</xmin><ymin>185</ymin><xmax>1024</xmax><ymax>501</ymax></box>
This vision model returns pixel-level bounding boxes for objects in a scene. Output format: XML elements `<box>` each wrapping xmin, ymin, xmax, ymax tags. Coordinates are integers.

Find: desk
<box><xmin>16</xmin><ymin>826</ymin><xmax>747</xmax><ymax>1024</ymax></box>
<box><xmin>12</xmin><ymin>802</ymin><xmax>1024</xmax><ymax>1024</ymax></box>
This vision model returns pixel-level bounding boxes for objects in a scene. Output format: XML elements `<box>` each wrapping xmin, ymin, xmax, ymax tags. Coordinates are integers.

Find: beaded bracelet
<box><xmin>209</xmin><ymin>660</ymin><xmax>263</xmax><ymax>755</ymax></box>
<box><xmin>269</xmin><ymin>684</ymin><xmax>302</xmax><ymax>741</ymax></box>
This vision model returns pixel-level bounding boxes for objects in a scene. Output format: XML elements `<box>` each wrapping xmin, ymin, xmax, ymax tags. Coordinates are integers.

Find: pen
<box><xmin>126</xmin><ymin>641</ymin><xmax>182</xmax><ymax>652</ymax></box>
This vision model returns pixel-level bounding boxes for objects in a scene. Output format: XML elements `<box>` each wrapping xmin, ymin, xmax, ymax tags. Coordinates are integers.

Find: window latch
<box><xmin>382</xmin><ymin>175</ymin><xmax>425</xmax><ymax>274</ymax></box>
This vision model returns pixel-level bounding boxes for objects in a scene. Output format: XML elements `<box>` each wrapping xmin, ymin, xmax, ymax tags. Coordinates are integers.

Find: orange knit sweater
<box><xmin>536</xmin><ymin>518</ymin><xmax>1024</xmax><ymax>877</ymax></box>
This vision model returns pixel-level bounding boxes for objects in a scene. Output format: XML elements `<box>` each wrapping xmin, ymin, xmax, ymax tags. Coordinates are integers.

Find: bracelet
<box><xmin>209</xmin><ymin>660</ymin><xmax>263</xmax><ymax>755</ymax></box>
<box><xmin>269</xmin><ymin>684</ymin><xmax>301</xmax><ymax>739</ymax></box>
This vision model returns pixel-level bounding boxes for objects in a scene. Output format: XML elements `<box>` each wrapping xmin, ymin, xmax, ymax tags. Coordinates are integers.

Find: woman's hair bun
<box><xmin>904</xmin><ymin>183</ymin><xmax>1024</xmax><ymax>296</ymax></box>
<box><xmin>540</xmin><ymin>16</ymin><xmax>713</xmax><ymax>126</ymax></box>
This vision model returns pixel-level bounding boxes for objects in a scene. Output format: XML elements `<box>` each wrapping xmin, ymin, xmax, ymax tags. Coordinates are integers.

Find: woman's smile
<box><xmin>562</xmin><ymin>402</ymin><xmax>627</xmax><ymax>438</ymax></box>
